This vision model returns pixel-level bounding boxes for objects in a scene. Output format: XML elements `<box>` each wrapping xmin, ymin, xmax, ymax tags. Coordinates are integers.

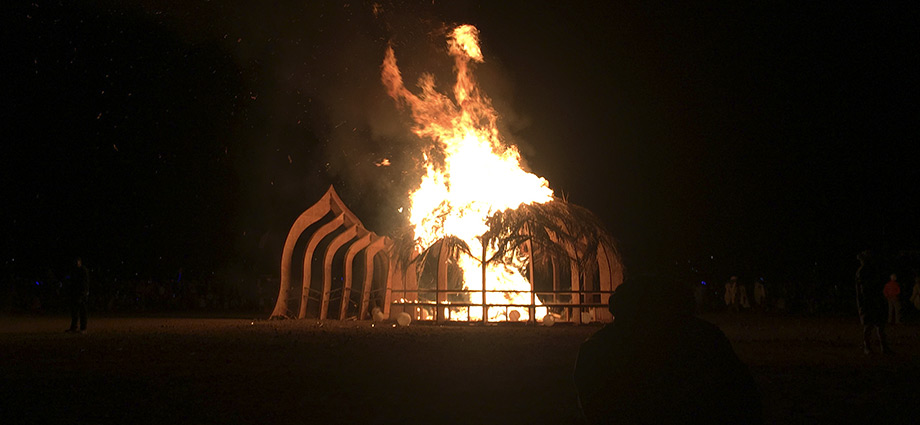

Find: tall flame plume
<box><xmin>382</xmin><ymin>25</ymin><xmax>553</xmax><ymax>321</ymax></box>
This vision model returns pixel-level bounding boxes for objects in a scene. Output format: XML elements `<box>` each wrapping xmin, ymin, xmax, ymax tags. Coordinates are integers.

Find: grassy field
<box><xmin>1</xmin><ymin>313</ymin><xmax>918</xmax><ymax>424</ymax></box>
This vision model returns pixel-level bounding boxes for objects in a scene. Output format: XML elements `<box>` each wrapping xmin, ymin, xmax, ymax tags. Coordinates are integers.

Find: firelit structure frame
<box><xmin>271</xmin><ymin>186</ymin><xmax>624</xmax><ymax>323</ymax></box>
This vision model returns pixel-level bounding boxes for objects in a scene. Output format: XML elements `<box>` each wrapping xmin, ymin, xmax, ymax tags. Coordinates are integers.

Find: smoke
<box><xmin>124</xmin><ymin>4</ymin><xmax>407</xmax><ymax>219</ymax></box>
<box><xmin>110</xmin><ymin>1</ymin><xmax>542</xmax><ymax>274</ymax></box>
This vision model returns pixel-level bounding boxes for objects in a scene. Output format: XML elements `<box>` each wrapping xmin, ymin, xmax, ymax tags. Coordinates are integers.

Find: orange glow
<box><xmin>383</xmin><ymin>25</ymin><xmax>552</xmax><ymax>321</ymax></box>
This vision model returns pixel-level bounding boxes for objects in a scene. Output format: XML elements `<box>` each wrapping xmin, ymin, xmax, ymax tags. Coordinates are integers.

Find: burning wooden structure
<box><xmin>270</xmin><ymin>185</ymin><xmax>623</xmax><ymax>324</ymax></box>
<box><xmin>271</xmin><ymin>24</ymin><xmax>626</xmax><ymax>323</ymax></box>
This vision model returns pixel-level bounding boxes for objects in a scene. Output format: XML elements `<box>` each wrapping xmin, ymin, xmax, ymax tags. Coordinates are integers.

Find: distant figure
<box><xmin>724</xmin><ymin>276</ymin><xmax>739</xmax><ymax>312</ymax></box>
<box><xmin>738</xmin><ymin>280</ymin><xmax>751</xmax><ymax>310</ymax></box>
<box><xmin>753</xmin><ymin>279</ymin><xmax>766</xmax><ymax>311</ymax></box>
<box><xmin>883</xmin><ymin>273</ymin><xmax>901</xmax><ymax>324</ymax></box>
<box><xmin>575</xmin><ymin>276</ymin><xmax>762</xmax><ymax>424</ymax></box>
<box><xmin>855</xmin><ymin>251</ymin><xmax>891</xmax><ymax>354</ymax></box>
<box><xmin>911</xmin><ymin>276</ymin><xmax>920</xmax><ymax>311</ymax></box>
<box><xmin>66</xmin><ymin>257</ymin><xmax>90</xmax><ymax>333</ymax></box>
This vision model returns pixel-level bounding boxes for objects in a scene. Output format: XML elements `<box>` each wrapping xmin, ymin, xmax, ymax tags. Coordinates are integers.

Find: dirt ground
<box><xmin>1</xmin><ymin>313</ymin><xmax>918</xmax><ymax>425</ymax></box>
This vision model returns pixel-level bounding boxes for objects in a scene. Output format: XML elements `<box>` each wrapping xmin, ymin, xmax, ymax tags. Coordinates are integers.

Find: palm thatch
<box><xmin>483</xmin><ymin>198</ymin><xmax>619</xmax><ymax>272</ymax></box>
<box><xmin>390</xmin><ymin>198</ymin><xmax>619</xmax><ymax>275</ymax></box>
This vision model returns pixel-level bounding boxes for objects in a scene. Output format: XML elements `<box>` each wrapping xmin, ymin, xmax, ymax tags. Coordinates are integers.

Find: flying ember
<box><xmin>382</xmin><ymin>25</ymin><xmax>553</xmax><ymax>321</ymax></box>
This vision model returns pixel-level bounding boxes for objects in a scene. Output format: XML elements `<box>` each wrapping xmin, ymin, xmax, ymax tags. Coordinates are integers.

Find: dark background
<box><xmin>3</xmin><ymin>1</ymin><xmax>918</xmax><ymax>287</ymax></box>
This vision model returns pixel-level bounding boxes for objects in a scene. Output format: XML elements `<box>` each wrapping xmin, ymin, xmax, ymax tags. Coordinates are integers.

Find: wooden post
<box><xmin>527</xmin><ymin>234</ymin><xmax>536</xmax><ymax>324</ymax></box>
<box><xmin>436</xmin><ymin>239</ymin><xmax>449</xmax><ymax>323</ymax></box>
<box><xmin>571</xmin><ymin>257</ymin><xmax>581</xmax><ymax>325</ymax></box>
<box><xmin>481</xmin><ymin>237</ymin><xmax>488</xmax><ymax>323</ymax></box>
<box><xmin>405</xmin><ymin>253</ymin><xmax>419</xmax><ymax>302</ymax></box>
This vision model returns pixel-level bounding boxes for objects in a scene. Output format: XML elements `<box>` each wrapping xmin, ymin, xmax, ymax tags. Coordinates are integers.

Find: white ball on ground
<box><xmin>396</xmin><ymin>312</ymin><xmax>412</xmax><ymax>327</ymax></box>
<box><xmin>372</xmin><ymin>307</ymin><xmax>385</xmax><ymax>322</ymax></box>
<box><xmin>542</xmin><ymin>314</ymin><xmax>555</xmax><ymax>326</ymax></box>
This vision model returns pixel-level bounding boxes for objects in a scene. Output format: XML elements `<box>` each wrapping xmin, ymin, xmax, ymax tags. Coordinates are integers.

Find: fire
<box><xmin>382</xmin><ymin>25</ymin><xmax>553</xmax><ymax>322</ymax></box>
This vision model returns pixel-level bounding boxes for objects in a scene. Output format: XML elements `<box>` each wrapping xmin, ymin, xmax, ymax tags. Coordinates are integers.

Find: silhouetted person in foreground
<box><xmin>66</xmin><ymin>257</ymin><xmax>89</xmax><ymax>333</ymax></box>
<box><xmin>855</xmin><ymin>251</ymin><xmax>891</xmax><ymax>354</ymax></box>
<box><xmin>574</xmin><ymin>275</ymin><xmax>762</xmax><ymax>424</ymax></box>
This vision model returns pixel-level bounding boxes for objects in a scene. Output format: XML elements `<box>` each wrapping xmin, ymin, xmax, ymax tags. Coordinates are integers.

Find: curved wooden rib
<box><xmin>320</xmin><ymin>224</ymin><xmax>359</xmax><ymax>319</ymax></box>
<box><xmin>341</xmin><ymin>232</ymin><xmax>372</xmax><ymax>320</ymax></box>
<box><xmin>271</xmin><ymin>187</ymin><xmax>339</xmax><ymax>318</ymax></box>
<box><xmin>272</xmin><ymin>186</ymin><xmax>374</xmax><ymax>319</ymax></box>
<box><xmin>360</xmin><ymin>237</ymin><xmax>388</xmax><ymax>319</ymax></box>
<box><xmin>298</xmin><ymin>214</ymin><xmax>346</xmax><ymax>318</ymax></box>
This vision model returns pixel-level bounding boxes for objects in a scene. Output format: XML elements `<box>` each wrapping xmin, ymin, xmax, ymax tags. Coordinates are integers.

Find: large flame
<box><xmin>382</xmin><ymin>25</ymin><xmax>552</xmax><ymax>321</ymax></box>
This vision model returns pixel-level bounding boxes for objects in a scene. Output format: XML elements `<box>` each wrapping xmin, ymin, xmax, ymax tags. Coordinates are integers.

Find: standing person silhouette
<box><xmin>724</xmin><ymin>276</ymin><xmax>739</xmax><ymax>312</ymax></box>
<box><xmin>66</xmin><ymin>257</ymin><xmax>90</xmax><ymax>333</ymax></box>
<box><xmin>855</xmin><ymin>251</ymin><xmax>891</xmax><ymax>354</ymax></box>
<box><xmin>754</xmin><ymin>279</ymin><xmax>766</xmax><ymax>312</ymax></box>
<box><xmin>574</xmin><ymin>275</ymin><xmax>762</xmax><ymax>424</ymax></box>
<box><xmin>883</xmin><ymin>274</ymin><xmax>901</xmax><ymax>324</ymax></box>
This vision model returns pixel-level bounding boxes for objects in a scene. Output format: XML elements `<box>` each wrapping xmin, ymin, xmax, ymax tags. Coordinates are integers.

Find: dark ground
<box><xmin>1</xmin><ymin>313</ymin><xmax>918</xmax><ymax>425</ymax></box>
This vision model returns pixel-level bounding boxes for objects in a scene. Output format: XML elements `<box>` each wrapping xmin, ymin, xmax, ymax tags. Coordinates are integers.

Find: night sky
<box><xmin>4</xmin><ymin>1</ymin><xmax>918</xmax><ymax>284</ymax></box>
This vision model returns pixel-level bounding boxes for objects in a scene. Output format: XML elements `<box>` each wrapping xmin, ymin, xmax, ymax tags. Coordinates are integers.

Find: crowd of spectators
<box><xmin>688</xmin><ymin>276</ymin><xmax>856</xmax><ymax>316</ymax></box>
<box><xmin>1</xmin><ymin>270</ymin><xmax>278</xmax><ymax>316</ymax></box>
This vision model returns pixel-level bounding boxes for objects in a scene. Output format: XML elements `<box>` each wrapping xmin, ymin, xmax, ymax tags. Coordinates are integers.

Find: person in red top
<box><xmin>883</xmin><ymin>273</ymin><xmax>901</xmax><ymax>325</ymax></box>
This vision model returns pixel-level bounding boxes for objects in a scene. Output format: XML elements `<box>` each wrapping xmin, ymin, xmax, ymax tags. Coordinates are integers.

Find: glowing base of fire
<box><xmin>394</xmin><ymin>298</ymin><xmax>549</xmax><ymax>322</ymax></box>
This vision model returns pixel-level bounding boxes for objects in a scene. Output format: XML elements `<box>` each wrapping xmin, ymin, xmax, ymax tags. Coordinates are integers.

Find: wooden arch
<box><xmin>270</xmin><ymin>186</ymin><xmax>392</xmax><ymax>319</ymax></box>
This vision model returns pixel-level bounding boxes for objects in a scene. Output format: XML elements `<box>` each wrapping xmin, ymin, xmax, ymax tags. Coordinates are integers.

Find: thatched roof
<box><xmin>392</xmin><ymin>198</ymin><xmax>620</xmax><ymax>272</ymax></box>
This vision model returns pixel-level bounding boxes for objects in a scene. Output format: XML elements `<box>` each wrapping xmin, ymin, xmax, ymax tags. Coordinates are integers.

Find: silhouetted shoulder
<box><xmin>575</xmin><ymin>318</ymin><xmax>762</xmax><ymax>425</ymax></box>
